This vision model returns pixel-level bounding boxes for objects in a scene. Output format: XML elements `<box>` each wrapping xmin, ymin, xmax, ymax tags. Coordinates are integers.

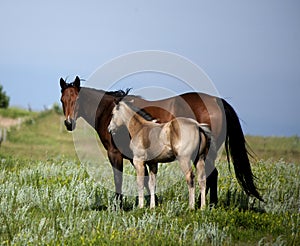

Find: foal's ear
<box><xmin>60</xmin><ymin>78</ymin><xmax>67</xmax><ymax>90</ymax></box>
<box><xmin>73</xmin><ymin>76</ymin><xmax>81</xmax><ymax>89</ymax></box>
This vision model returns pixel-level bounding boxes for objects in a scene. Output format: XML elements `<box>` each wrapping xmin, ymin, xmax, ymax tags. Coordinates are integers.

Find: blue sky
<box><xmin>0</xmin><ymin>0</ymin><xmax>299</xmax><ymax>136</ymax></box>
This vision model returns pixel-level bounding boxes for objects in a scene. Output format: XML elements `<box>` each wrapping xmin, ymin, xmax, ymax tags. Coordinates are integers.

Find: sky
<box><xmin>0</xmin><ymin>0</ymin><xmax>299</xmax><ymax>136</ymax></box>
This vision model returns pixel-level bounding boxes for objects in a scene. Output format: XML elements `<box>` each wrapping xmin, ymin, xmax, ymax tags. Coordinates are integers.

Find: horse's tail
<box><xmin>222</xmin><ymin>99</ymin><xmax>264</xmax><ymax>201</ymax></box>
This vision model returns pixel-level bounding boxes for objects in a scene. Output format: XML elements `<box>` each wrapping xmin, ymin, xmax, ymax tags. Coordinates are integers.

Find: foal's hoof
<box><xmin>135</xmin><ymin>194</ymin><xmax>160</xmax><ymax>207</ymax></box>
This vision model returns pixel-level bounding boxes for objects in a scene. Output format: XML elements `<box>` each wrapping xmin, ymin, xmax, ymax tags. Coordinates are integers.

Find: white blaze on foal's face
<box><xmin>109</xmin><ymin>103</ymin><xmax>124</xmax><ymax>134</ymax></box>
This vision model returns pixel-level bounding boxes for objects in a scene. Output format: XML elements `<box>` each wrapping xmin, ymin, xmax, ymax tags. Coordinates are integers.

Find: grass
<box><xmin>246</xmin><ymin>135</ymin><xmax>300</xmax><ymax>164</ymax></box>
<box><xmin>0</xmin><ymin>109</ymin><xmax>76</xmax><ymax>160</ymax></box>
<box><xmin>0</xmin><ymin>107</ymin><xmax>37</xmax><ymax>119</ymax></box>
<box><xmin>0</xmin><ymin>157</ymin><xmax>299</xmax><ymax>245</ymax></box>
<box><xmin>0</xmin><ymin>109</ymin><xmax>299</xmax><ymax>245</ymax></box>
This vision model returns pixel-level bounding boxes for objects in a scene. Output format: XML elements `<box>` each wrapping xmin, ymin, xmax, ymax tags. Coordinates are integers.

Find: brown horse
<box><xmin>108</xmin><ymin>100</ymin><xmax>216</xmax><ymax>209</ymax></box>
<box><xmin>60</xmin><ymin>76</ymin><xmax>263</xmax><ymax>206</ymax></box>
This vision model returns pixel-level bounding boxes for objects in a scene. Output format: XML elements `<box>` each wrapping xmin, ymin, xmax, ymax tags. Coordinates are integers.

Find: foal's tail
<box><xmin>221</xmin><ymin>99</ymin><xmax>263</xmax><ymax>201</ymax></box>
<box><xmin>198</xmin><ymin>124</ymin><xmax>217</xmax><ymax>162</ymax></box>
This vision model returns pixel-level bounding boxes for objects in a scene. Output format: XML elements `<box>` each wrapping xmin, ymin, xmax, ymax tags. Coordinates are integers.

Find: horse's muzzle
<box><xmin>64</xmin><ymin>118</ymin><xmax>76</xmax><ymax>131</ymax></box>
<box><xmin>108</xmin><ymin>124</ymin><xmax>117</xmax><ymax>136</ymax></box>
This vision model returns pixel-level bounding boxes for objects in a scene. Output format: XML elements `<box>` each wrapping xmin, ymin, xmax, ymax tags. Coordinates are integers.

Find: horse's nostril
<box><xmin>64</xmin><ymin>119</ymin><xmax>76</xmax><ymax>131</ymax></box>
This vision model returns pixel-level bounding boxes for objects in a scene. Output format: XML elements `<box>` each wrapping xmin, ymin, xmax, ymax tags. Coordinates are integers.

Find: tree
<box><xmin>0</xmin><ymin>85</ymin><xmax>10</xmax><ymax>108</ymax></box>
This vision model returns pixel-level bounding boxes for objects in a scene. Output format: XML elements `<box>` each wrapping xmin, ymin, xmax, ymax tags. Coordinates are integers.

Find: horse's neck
<box><xmin>122</xmin><ymin>105</ymin><xmax>148</xmax><ymax>137</ymax></box>
<box><xmin>78</xmin><ymin>88</ymin><xmax>107</xmax><ymax>128</ymax></box>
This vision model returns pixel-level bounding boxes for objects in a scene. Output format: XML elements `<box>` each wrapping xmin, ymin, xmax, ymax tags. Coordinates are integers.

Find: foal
<box><xmin>108</xmin><ymin>100</ymin><xmax>215</xmax><ymax>209</ymax></box>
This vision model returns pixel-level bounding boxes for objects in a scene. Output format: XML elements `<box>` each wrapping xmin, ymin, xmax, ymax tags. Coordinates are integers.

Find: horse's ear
<box><xmin>74</xmin><ymin>76</ymin><xmax>81</xmax><ymax>89</ymax></box>
<box><xmin>60</xmin><ymin>78</ymin><xmax>67</xmax><ymax>90</ymax></box>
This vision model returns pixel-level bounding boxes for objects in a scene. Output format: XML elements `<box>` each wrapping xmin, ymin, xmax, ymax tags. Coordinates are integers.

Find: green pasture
<box><xmin>0</xmin><ymin>107</ymin><xmax>37</xmax><ymax>119</ymax></box>
<box><xmin>0</xmin><ymin>109</ymin><xmax>299</xmax><ymax>245</ymax></box>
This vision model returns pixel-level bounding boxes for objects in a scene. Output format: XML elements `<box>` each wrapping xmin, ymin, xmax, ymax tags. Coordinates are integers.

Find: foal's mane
<box><xmin>121</xmin><ymin>101</ymin><xmax>156</xmax><ymax>122</ymax></box>
<box><xmin>106</xmin><ymin>88</ymin><xmax>154</xmax><ymax>121</ymax></box>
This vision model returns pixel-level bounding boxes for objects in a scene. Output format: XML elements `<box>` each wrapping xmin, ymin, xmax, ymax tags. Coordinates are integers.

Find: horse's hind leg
<box><xmin>179</xmin><ymin>158</ymin><xmax>195</xmax><ymax>209</ymax></box>
<box><xmin>196</xmin><ymin>158</ymin><xmax>206</xmax><ymax>209</ymax></box>
<box><xmin>204</xmin><ymin>137</ymin><xmax>217</xmax><ymax>206</ymax></box>
<box><xmin>206</xmin><ymin>166</ymin><xmax>218</xmax><ymax>205</ymax></box>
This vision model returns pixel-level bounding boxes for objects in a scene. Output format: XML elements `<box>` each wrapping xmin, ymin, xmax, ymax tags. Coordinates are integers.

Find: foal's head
<box><xmin>60</xmin><ymin>76</ymin><xmax>81</xmax><ymax>131</ymax></box>
<box><xmin>108</xmin><ymin>101</ymin><xmax>129</xmax><ymax>135</ymax></box>
<box><xmin>108</xmin><ymin>100</ymin><xmax>157</xmax><ymax>135</ymax></box>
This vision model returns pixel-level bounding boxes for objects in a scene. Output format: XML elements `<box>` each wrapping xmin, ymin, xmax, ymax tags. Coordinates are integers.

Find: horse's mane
<box><xmin>105</xmin><ymin>88</ymin><xmax>132</xmax><ymax>98</ymax></box>
<box><xmin>106</xmin><ymin>88</ymin><xmax>155</xmax><ymax>121</ymax></box>
<box><xmin>72</xmin><ymin>86</ymin><xmax>151</xmax><ymax>120</ymax></box>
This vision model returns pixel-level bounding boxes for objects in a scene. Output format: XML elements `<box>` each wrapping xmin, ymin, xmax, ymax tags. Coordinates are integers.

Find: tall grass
<box><xmin>0</xmin><ymin>110</ymin><xmax>299</xmax><ymax>245</ymax></box>
<box><xmin>0</xmin><ymin>156</ymin><xmax>299</xmax><ymax>245</ymax></box>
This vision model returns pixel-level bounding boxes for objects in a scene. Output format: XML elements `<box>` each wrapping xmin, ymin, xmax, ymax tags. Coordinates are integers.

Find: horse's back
<box><xmin>177</xmin><ymin>93</ymin><xmax>224</xmax><ymax>147</ymax></box>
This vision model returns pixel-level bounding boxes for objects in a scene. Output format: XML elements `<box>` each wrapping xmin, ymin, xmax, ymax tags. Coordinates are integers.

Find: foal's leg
<box><xmin>148</xmin><ymin>163</ymin><xmax>158</xmax><ymax>209</ymax></box>
<box><xmin>196</xmin><ymin>159</ymin><xmax>206</xmax><ymax>209</ymax></box>
<box><xmin>133</xmin><ymin>158</ymin><xmax>145</xmax><ymax>208</ymax></box>
<box><xmin>179</xmin><ymin>158</ymin><xmax>195</xmax><ymax>209</ymax></box>
<box><xmin>131</xmin><ymin>160</ymin><xmax>151</xmax><ymax>206</ymax></box>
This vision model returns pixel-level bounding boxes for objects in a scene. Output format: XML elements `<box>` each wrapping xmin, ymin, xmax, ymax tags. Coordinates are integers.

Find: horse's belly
<box><xmin>151</xmin><ymin>147</ymin><xmax>175</xmax><ymax>163</ymax></box>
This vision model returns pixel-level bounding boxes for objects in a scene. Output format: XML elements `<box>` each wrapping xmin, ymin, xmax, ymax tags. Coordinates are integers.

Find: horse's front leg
<box><xmin>108</xmin><ymin>150</ymin><xmax>123</xmax><ymax>208</ymax></box>
<box><xmin>133</xmin><ymin>158</ymin><xmax>145</xmax><ymax>208</ymax></box>
<box><xmin>148</xmin><ymin>162</ymin><xmax>158</xmax><ymax>209</ymax></box>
